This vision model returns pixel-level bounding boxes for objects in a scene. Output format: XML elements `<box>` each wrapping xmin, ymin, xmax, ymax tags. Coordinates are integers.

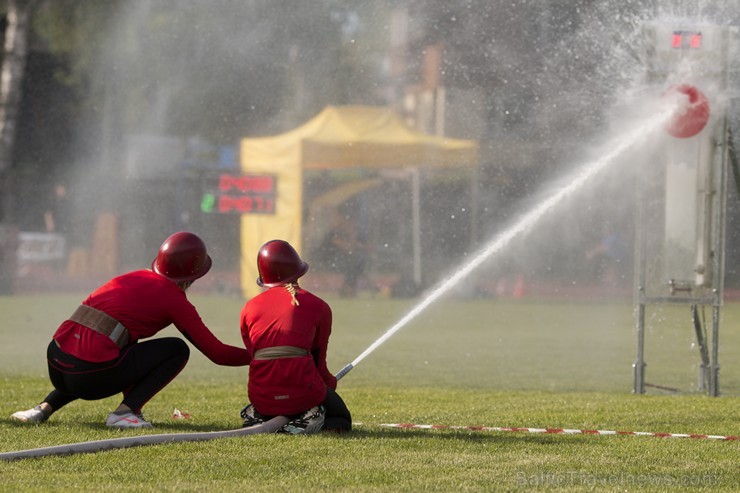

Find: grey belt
<box><xmin>68</xmin><ymin>304</ymin><xmax>130</xmax><ymax>348</ymax></box>
<box><xmin>253</xmin><ymin>346</ymin><xmax>308</xmax><ymax>360</ymax></box>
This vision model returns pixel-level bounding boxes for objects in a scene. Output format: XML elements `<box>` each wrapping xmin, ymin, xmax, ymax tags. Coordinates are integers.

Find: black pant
<box><xmin>44</xmin><ymin>338</ymin><xmax>190</xmax><ymax>414</ymax></box>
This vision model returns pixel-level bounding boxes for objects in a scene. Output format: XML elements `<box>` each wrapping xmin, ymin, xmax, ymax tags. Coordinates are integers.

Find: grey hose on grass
<box><xmin>0</xmin><ymin>416</ymin><xmax>289</xmax><ymax>461</ymax></box>
<box><xmin>2</xmin><ymin>359</ymin><xmax>358</xmax><ymax>461</ymax></box>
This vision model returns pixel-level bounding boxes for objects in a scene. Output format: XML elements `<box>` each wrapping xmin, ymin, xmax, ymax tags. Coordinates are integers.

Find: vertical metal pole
<box><xmin>411</xmin><ymin>167</ymin><xmax>422</xmax><ymax>286</ymax></box>
<box><xmin>633</xmin><ymin>154</ymin><xmax>647</xmax><ymax>395</ymax></box>
<box><xmin>691</xmin><ymin>304</ymin><xmax>710</xmax><ymax>390</ymax></box>
<box><xmin>709</xmin><ymin>305</ymin><xmax>720</xmax><ymax>396</ymax></box>
<box><xmin>706</xmin><ymin>110</ymin><xmax>729</xmax><ymax>397</ymax></box>
<box><xmin>633</xmin><ymin>301</ymin><xmax>646</xmax><ymax>394</ymax></box>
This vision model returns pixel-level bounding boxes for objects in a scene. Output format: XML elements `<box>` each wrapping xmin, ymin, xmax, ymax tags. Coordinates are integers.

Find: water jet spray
<box><xmin>336</xmin><ymin>106</ymin><xmax>678</xmax><ymax>382</ymax></box>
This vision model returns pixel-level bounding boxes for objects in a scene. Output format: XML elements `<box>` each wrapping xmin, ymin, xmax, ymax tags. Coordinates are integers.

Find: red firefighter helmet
<box><xmin>256</xmin><ymin>239</ymin><xmax>309</xmax><ymax>287</ymax></box>
<box><xmin>152</xmin><ymin>231</ymin><xmax>212</xmax><ymax>282</ymax></box>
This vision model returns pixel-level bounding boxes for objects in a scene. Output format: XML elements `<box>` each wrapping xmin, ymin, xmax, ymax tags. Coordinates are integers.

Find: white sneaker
<box><xmin>106</xmin><ymin>412</ymin><xmax>153</xmax><ymax>428</ymax></box>
<box><xmin>278</xmin><ymin>405</ymin><xmax>325</xmax><ymax>435</ymax></box>
<box><xmin>11</xmin><ymin>406</ymin><xmax>48</xmax><ymax>424</ymax></box>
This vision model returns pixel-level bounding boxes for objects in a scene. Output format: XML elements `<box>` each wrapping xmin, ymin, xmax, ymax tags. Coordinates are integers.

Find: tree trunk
<box><xmin>0</xmin><ymin>0</ymin><xmax>36</xmax><ymax>293</ymax></box>
<box><xmin>0</xmin><ymin>0</ymin><xmax>34</xmax><ymax>170</ymax></box>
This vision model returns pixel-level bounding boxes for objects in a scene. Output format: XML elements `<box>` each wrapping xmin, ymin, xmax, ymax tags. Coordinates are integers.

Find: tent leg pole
<box><xmin>412</xmin><ymin>167</ymin><xmax>422</xmax><ymax>286</ymax></box>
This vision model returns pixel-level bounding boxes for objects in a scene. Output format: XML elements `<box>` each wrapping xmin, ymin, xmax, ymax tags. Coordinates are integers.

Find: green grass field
<box><xmin>1</xmin><ymin>293</ymin><xmax>738</xmax><ymax>492</ymax></box>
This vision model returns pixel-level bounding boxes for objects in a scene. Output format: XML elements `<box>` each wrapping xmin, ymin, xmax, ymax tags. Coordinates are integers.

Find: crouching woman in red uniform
<box><xmin>239</xmin><ymin>239</ymin><xmax>351</xmax><ymax>434</ymax></box>
<box><xmin>11</xmin><ymin>231</ymin><xmax>251</xmax><ymax>428</ymax></box>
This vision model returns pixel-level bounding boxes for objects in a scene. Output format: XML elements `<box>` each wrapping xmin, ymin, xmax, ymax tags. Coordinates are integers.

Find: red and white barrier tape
<box><xmin>380</xmin><ymin>423</ymin><xmax>739</xmax><ymax>441</ymax></box>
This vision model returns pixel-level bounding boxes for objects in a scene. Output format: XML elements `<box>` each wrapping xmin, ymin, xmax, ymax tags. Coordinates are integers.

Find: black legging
<box><xmin>322</xmin><ymin>386</ymin><xmax>352</xmax><ymax>432</ymax></box>
<box><xmin>44</xmin><ymin>338</ymin><xmax>190</xmax><ymax>414</ymax></box>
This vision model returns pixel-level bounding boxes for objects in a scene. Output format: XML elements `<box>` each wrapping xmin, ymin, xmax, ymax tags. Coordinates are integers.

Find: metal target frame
<box><xmin>633</xmin><ymin>23</ymin><xmax>737</xmax><ymax>396</ymax></box>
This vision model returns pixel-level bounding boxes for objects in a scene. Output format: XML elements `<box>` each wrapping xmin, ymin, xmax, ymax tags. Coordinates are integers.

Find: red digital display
<box><xmin>201</xmin><ymin>173</ymin><xmax>276</xmax><ymax>215</ymax></box>
<box><xmin>215</xmin><ymin>194</ymin><xmax>274</xmax><ymax>214</ymax></box>
<box><xmin>672</xmin><ymin>31</ymin><xmax>702</xmax><ymax>49</ymax></box>
<box><xmin>218</xmin><ymin>174</ymin><xmax>275</xmax><ymax>193</ymax></box>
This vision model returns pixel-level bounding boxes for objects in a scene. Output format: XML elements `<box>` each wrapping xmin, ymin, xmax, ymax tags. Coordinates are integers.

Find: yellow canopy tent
<box><xmin>240</xmin><ymin>105</ymin><xmax>478</xmax><ymax>298</ymax></box>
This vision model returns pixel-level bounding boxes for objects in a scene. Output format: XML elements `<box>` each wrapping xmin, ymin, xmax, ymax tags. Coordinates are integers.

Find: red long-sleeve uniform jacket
<box><xmin>240</xmin><ymin>286</ymin><xmax>337</xmax><ymax>416</ymax></box>
<box><xmin>54</xmin><ymin>269</ymin><xmax>250</xmax><ymax>366</ymax></box>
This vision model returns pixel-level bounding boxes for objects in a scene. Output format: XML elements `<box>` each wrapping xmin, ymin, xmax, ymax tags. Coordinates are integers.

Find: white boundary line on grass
<box><xmin>378</xmin><ymin>423</ymin><xmax>739</xmax><ymax>441</ymax></box>
<box><xmin>3</xmin><ymin>419</ymin><xmax>735</xmax><ymax>461</ymax></box>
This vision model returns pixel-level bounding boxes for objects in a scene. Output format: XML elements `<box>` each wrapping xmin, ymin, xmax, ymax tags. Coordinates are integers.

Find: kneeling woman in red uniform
<box><xmin>11</xmin><ymin>231</ymin><xmax>251</xmax><ymax>428</ymax></box>
<box><xmin>239</xmin><ymin>239</ymin><xmax>351</xmax><ymax>434</ymax></box>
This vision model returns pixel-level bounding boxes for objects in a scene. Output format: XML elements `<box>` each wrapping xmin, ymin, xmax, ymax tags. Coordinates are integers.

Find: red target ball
<box><xmin>664</xmin><ymin>84</ymin><xmax>710</xmax><ymax>139</ymax></box>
